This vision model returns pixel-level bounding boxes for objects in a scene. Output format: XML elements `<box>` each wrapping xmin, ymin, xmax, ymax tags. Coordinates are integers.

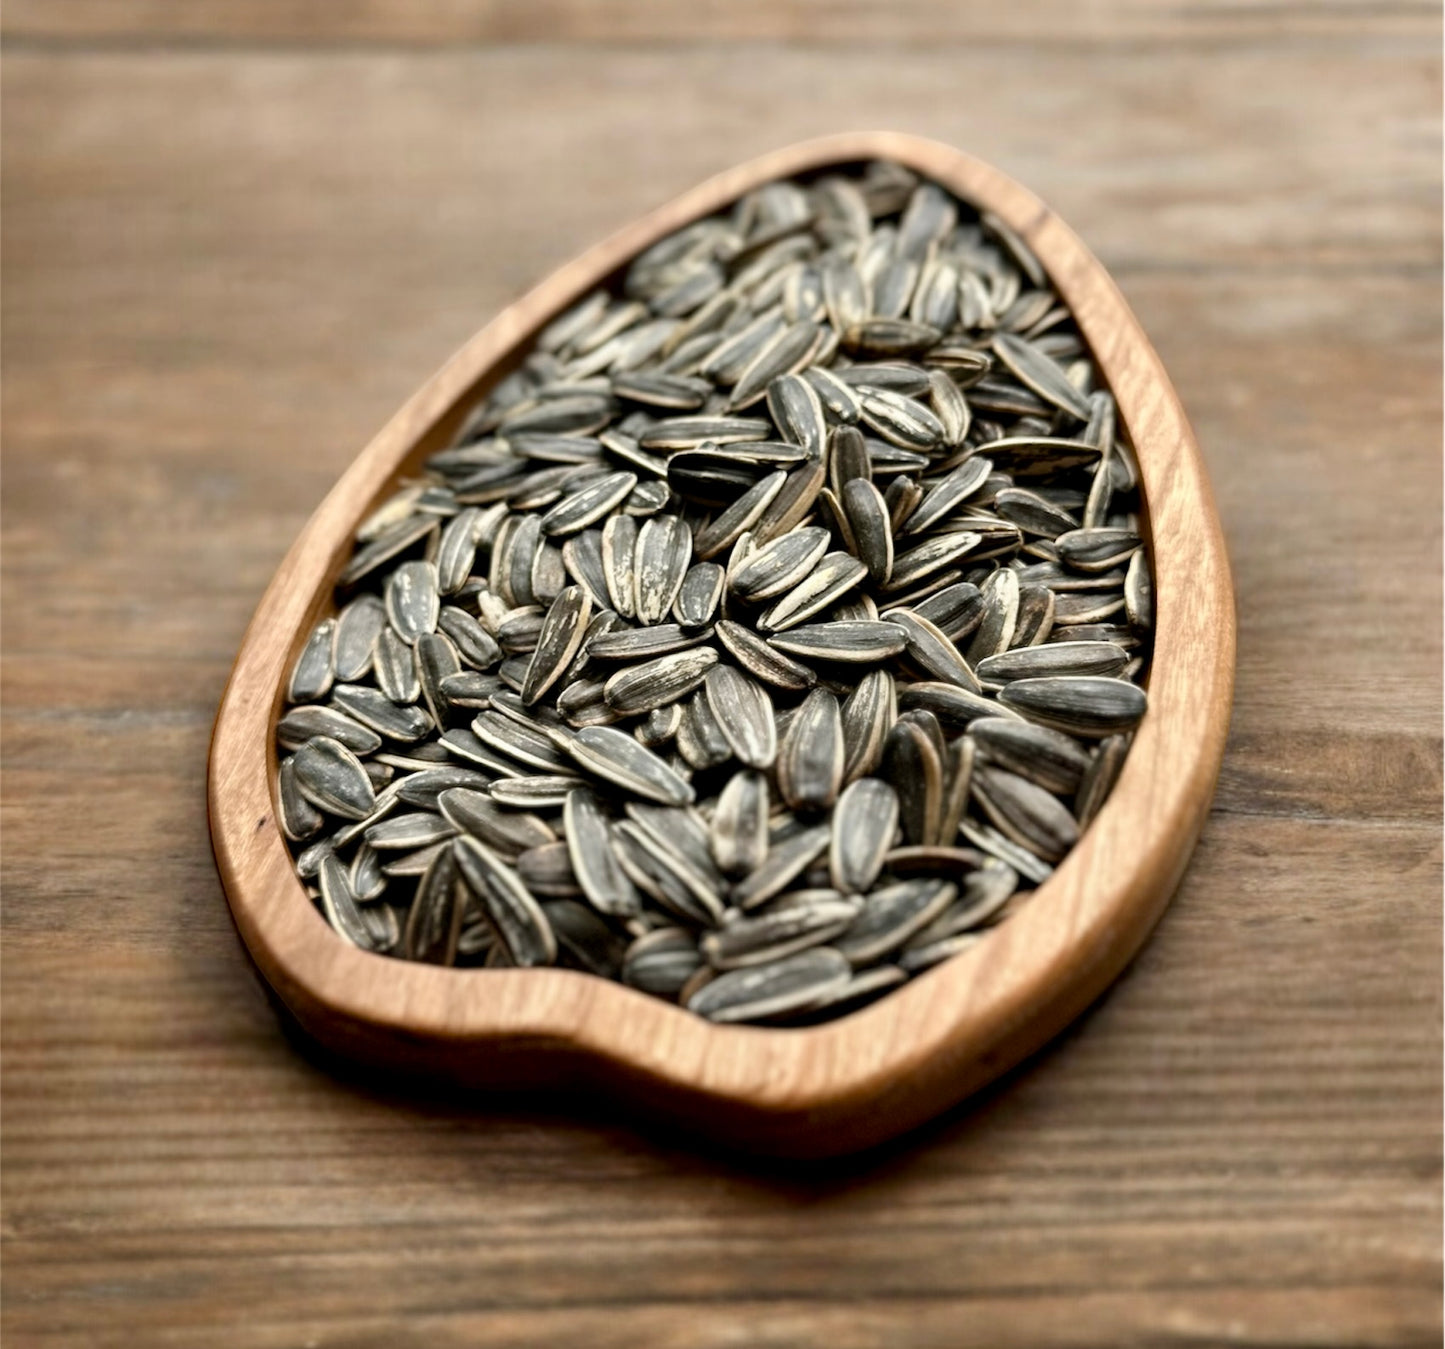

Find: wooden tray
<box><xmin>208</xmin><ymin>132</ymin><xmax>1235</xmax><ymax>1157</ymax></box>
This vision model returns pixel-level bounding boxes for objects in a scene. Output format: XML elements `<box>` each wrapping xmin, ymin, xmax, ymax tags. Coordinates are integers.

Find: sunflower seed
<box><xmin>900</xmin><ymin>457</ymin><xmax>992</xmax><ymax>537</ymax></box>
<box><xmin>333</xmin><ymin>597</ymin><xmax>387</xmax><ymax>683</ymax></box>
<box><xmin>777</xmin><ymin>689</ymin><xmax>844</xmax><ymax>812</ymax></box>
<box><xmin>639</xmin><ymin>703</ymin><xmax>684</xmax><ymax>747</ymax></box>
<box><xmin>732</xmin><ymin>823</ymin><xmax>831</xmax><ymax>910</ymax></box>
<box><xmin>729</xmin><ymin>527</ymin><xmax>831</xmax><ymax>602</ymax></box>
<box><xmin>768</xmin><ymin>621</ymin><xmax>906</xmax><ymax>664</ymax></box>
<box><xmin>516</xmin><ymin>841</ymin><xmax>581</xmax><ymax>897</ymax></box>
<box><xmin>834</xmin><ymin>879</ymin><xmax>955</xmax><ymax>965</ymax></box>
<box><xmin>909</xmin><ymin>581</ymin><xmax>985</xmax><ymax>642</ymax></box>
<box><xmin>996</xmin><ymin>487</ymin><xmax>1080</xmax><ymax>538</ymax></box>
<box><xmin>759</xmin><ymin>551</ymin><xmax>867</xmax><ymax>631</ymax></box>
<box><xmin>711</xmin><ymin>770</ymin><xmax>770</xmax><ymax>877</ymax></box>
<box><xmin>605</xmin><ymin>647</ymin><xmax>719</xmax><ymax>716</ymax></box>
<box><xmin>385</xmin><ymin>561</ymin><xmax>440</xmax><ymax>644</ymax></box>
<box><xmin>393</xmin><ymin>765</ymin><xmax>493</xmax><ymax>809</ymax></box>
<box><xmin>888</xmin><ymin>609</ymin><xmax>981</xmax><ymax>691</ymax></box>
<box><xmin>318</xmin><ymin>852</ymin><xmax>381</xmax><ymax>949</ymax></box>
<box><xmin>613</xmin><ymin>822</ymin><xmax>725</xmax><ymax>927</ymax></box>
<box><xmin>328</xmin><ymin>685</ymin><xmax>431</xmax><ymax>744</ymax></box>
<box><xmin>640</xmin><ymin>416</ymin><xmax>771</xmax><ymax>450</ymax></box>
<box><xmin>965</xmin><ymin>567</ymin><xmax>1020</xmax><ymax>662</ymax></box>
<box><xmin>452</xmin><ymin>835</ymin><xmax>556</xmax><ymax>966</ymax></box>
<box><xmin>633</xmin><ymin>515</ymin><xmax>692</xmax><ymax>624</ymax></box>
<box><xmin>561</xmin><ymin>529</ymin><xmax>612</xmax><ymax>610</ymax></box>
<box><xmin>666</xmin><ymin>689</ymin><xmax>724</xmax><ymax>770</ymax></box>
<box><xmin>990</xmin><ymin>332</ymin><xmax>1090</xmax><ymax>421</ymax></box>
<box><xmin>471</xmin><ymin>710</ymin><xmax>569</xmax><ymax>773</ymax></box>
<box><xmin>340</xmin><ymin>512</ymin><xmax>438</xmax><ymax>585</ymax></box>
<box><xmin>567</xmin><ymin>725</ymin><xmax>694</xmax><ymax>805</ymax></box>
<box><xmin>540</xmin><ymin>471</ymin><xmax>638</xmax><ymax>536</ymax></box>
<box><xmin>714</xmin><ymin>619</ymin><xmax>816</xmax><ymax>690</ymax></box>
<box><xmin>979</xmin><ymin>635</ymin><xmax>1128</xmax><ymax>685</ymax></box>
<box><xmin>437</xmin><ymin>607</ymin><xmax>502</xmax><ymax>670</ymax></box>
<box><xmin>287</xmin><ymin>619</ymin><xmax>336</xmax><ymax>703</ymax></box>
<box><xmin>412</xmin><ymin>632</ymin><xmax>460</xmax><ymax>726</ymax></box>
<box><xmin>843</xmin><ymin>318</ymin><xmax>940</xmax><ymax>358</ymax></box>
<box><xmin>434</xmin><ymin>507</ymin><xmax>480</xmax><ymax>594</ymax></box>
<box><xmin>1124</xmin><ymin>547</ymin><xmax>1153</xmax><ymax>629</ymax></box>
<box><xmin>1075</xmin><ymin>732</ymin><xmax>1132</xmax><ymax>828</ymax></box>
<box><xmin>767</xmin><ymin>372</ymin><xmax>827</xmax><ymax>458</ymax></box>
<box><xmin>859</xmin><ymin>387</ymin><xmax>946</xmax><ymax>450</ymax></box>
<box><xmin>277</xmin><ymin>705</ymin><xmax>382</xmax><ymax>755</ymax></box>
<box><xmin>365</xmin><ymin>810</ymin><xmax>459</xmax><ymax>851</ymax></box>
<box><xmin>439</xmin><ymin>787</ymin><xmax>554</xmax><ymax>856</ymax></box>
<box><xmin>885</xmin><ymin>534</ymin><xmax>982</xmax><ymax>591</ymax></box>
<box><xmin>841</xmin><ymin>478</ymin><xmax>894</xmax><ymax>584</ymax></box>
<box><xmin>729</xmin><ymin>321</ymin><xmax>823</xmax><ymax>409</ymax></box>
<box><xmin>520</xmin><ymin>586</ymin><xmax>592</xmax><ymax>705</ymax></box>
<box><xmin>970</xmin><ymin>765</ymin><xmax>1078</xmax><ymax>863</ymax></box>
<box><xmin>829</xmin><ymin>778</ymin><xmax>900</xmax><ymax>892</ymax></box>
<box><xmin>701</xmin><ymin>896</ymin><xmax>858</xmax><ymax>970</ymax></box>
<box><xmin>882</xmin><ymin>717</ymin><xmax>944</xmax><ymax>845</ymax></box>
<box><xmin>601</xmin><ymin>514</ymin><xmax>638</xmax><ymax>618</ymax></box>
<box><xmin>623</xmin><ymin>927</ymin><xmax>703</xmax><ymax>997</ymax></box>
<box><xmin>562</xmin><ymin>789</ymin><xmax>642</xmax><ymax>918</ymax></box>
<box><xmin>687</xmin><ymin>947</ymin><xmax>852</xmax><ymax>1023</ymax></box>
<box><xmin>293</xmin><ymin>736</ymin><xmax>377</xmax><ymax>820</ymax></box>
<box><xmin>690</xmin><ymin>470</ymin><xmax>788</xmax><ymax>559</ymax></box>
<box><xmin>969</xmin><ymin>716</ymin><xmax>1090</xmax><ymax>795</ymax></box>
<box><xmin>1056</xmin><ymin>526</ymin><xmax>1140</xmax><ymax>572</ymax></box>
<box><xmin>278</xmin><ymin>755</ymin><xmax>325</xmax><ymax>841</ymax></box>
<box><xmin>840</xmin><ymin>669</ymin><xmax>895</xmax><ymax>782</ymax></box>
<box><xmin>997</xmin><ymin>676</ymin><xmax>1148</xmax><ymax>738</ymax></box>
<box><xmin>704</xmin><ymin>665</ymin><xmax>777</xmax><ymax>769</ymax></box>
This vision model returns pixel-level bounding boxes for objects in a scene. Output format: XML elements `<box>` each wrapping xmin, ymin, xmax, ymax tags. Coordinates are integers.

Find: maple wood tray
<box><xmin>209</xmin><ymin>132</ymin><xmax>1235</xmax><ymax>1157</ymax></box>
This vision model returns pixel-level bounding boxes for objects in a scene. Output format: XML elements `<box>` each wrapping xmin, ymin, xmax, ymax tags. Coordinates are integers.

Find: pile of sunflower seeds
<box><xmin>276</xmin><ymin>160</ymin><xmax>1152</xmax><ymax>1026</ymax></box>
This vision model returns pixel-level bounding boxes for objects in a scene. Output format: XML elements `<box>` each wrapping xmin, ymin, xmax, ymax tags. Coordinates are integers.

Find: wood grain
<box><xmin>3</xmin><ymin>0</ymin><xmax>1438</xmax><ymax>45</ymax></box>
<box><xmin>3</xmin><ymin>13</ymin><xmax>1439</xmax><ymax>1346</ymax></box>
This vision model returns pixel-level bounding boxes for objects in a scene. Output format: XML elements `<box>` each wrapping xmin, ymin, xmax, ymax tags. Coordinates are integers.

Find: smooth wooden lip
<box><xmin>208</xmin><ymin>132</ymin><xmax>1235</xmax><ymax>1157</ymax></box>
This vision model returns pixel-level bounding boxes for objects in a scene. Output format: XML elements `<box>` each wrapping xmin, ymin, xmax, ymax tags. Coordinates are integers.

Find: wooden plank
<box><xmin>2</xmin><ymin>27</ymin><xmax>1439</xmax><ymax>1347</ymax></box>
<box><xmin>2</xmin><ymin>811</ymin><xmax>1438</xmax><ymax>1343</ymax></box>
<box><xmin>3</xmin><ymin>47</ymin><xmax>1439</xmax><ymax>298</ymax></box>
<box><xmin>3</xmin><ymin>0</ymin><xmax>1439</xmax><ymax>46</ymax></box>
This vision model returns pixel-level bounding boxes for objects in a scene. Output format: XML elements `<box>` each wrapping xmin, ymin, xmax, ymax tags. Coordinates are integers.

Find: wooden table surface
<box><xmin>3</xmin><ymin>4</ymin><xmax>1440</xmax><ymax>1345</ymax></box>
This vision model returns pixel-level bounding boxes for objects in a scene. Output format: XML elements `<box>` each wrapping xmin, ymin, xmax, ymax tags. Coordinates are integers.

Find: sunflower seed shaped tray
<box><xmin>211</xmin><ymin>134</ymin><xmax>1233</xmax><ymax>1154</ymax></box>
<box><xmin>276</xmin><ymin>157</ymin><xmax>1153</xmax><ymax>1027</ymax></box>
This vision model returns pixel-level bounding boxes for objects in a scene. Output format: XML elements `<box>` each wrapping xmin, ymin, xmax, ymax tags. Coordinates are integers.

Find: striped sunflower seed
<box><xmin>701</xmin><ymin>897</ymin><xmax>858</xmax><ymax>970</ymax></box>
<box><xmin>563</xmin><ymin>789</ymin><xmax>642</xmax><ymax>918</ymax></box>
<box><xmin>623</xmin><ymin>927</ymin><xmax>703</xmax><ymax>997</ymax></box>
<box><xmin>567</xmin><ymin>725</ymin><xmax>695</xmax><ymax>805</ymax></box>
<box><xmin>834</xmin><ymin>879</ymin><xmax>956</xmax><ymax>965</ymax></box>
<box><xmin>704</xmin><ymin>665</ymin><xmax>777</xmax><ymax>769</ymax></box>
<box><xmin>292</xmin><ymin>736</ymin><xmax>377</xmax><ymax>820</ymax></box>
<box><xmin>829</xmin><ymin>778</ymin><xmax>900</xmax><ymax>893</ymax></box>
<box><xmin>386</xmin><ymin>561</ymin><xmax>440</xmax><ymax>644</ymax></box>
<box><xmin>687</xmin><ymin>947</ymin><xmax>852</xmax><ymax>1023</ymax></box>
<box><xmin>604</xmin><ymin>647</ymin><xmax>719</xmax><ymax>717</ymax></box>
<box><xmin>777</xmin><ymin>689</ymin><xmax>844</xmax><ymax>812</ymax></box>
<box><xmin>453</xmin><ymin>835</ymin><xmax>556</xmax><ymax>967</ymax></box>
<box><xmin>711</xmin><ymin>770</ymin><xmax>770</xmax><ymax>877</ymax></box>
<box><xmin>997</xmin><ymin>676</ymin><xmax>1148</xmax><ymax>738</ymax></box>
<box><xmin>333</xmin><ymin>597</ymin><xmax>386</xmax><ymax>683</ymax></box>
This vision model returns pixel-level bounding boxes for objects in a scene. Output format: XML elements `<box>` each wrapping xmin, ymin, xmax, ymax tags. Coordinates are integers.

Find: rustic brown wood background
<box><xmin>3</xmin><ymin>3</ymin><xmax>1441</xmax><ymax>1345</ymax></box>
